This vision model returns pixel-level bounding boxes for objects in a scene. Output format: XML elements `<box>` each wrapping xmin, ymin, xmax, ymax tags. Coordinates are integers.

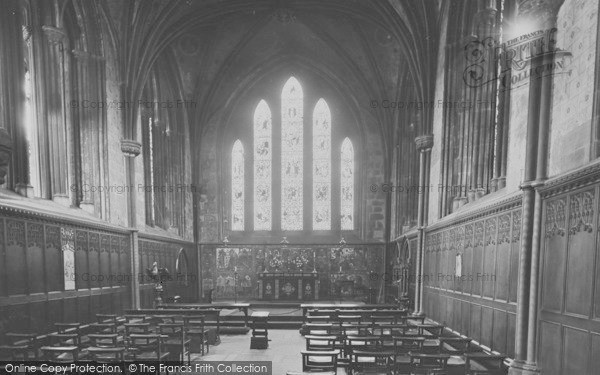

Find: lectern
<box><xmin>250</xmin><ymin>311</ymin><xmax>269</xmax><ymax>349</ymax></box>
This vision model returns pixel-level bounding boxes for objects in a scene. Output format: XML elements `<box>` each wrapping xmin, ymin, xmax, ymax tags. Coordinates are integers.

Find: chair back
<box><xmin>88</xmin><ymin>333</ymin><xmax>119</xmax><ymax>348</ymax></box>
<box><xmin>125</xmin><ymin>323</ymin><xmax>151</xmax><ymax>336</ymax></box>
<box><xmin>409</xmin><ymin>353</ymin><xmax>450</xmax><ymax>373</ymax></box>
<box><xmin>305</xmin><ymin>335</ymin><xmax>336</xmax><ymax>351</ymax></box>
<box><xmin>87</xmin><ymin>347</ymin><xmax>125</xmax><ymax>363</ymax></box>
<box><xmin>393</xmin><ymin>336</ymin><xmax>426</xmax><ymax>354</ymax></box>
<box><xmin>301</xmin><ymin>350</ymin><xmax>338</xmax><ymax>373</ymax></box>
<box><xmin>351</xmin><ymin>349</ymin><xmax>394</xmax><ymax>374</ymax></box>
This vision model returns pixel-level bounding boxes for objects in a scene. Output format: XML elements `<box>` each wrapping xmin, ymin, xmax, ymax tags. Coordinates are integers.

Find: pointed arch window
<box><xmin>281</xmin><ymin>77</ymin><xmax>304</xmax><ymax>230</ymax></box>
<box><xmin>232</xmin><ymin>77</ymin><xmax>356</xmax><ymax>234</ymax></box>
<box><xmin>231</xmin><ymin>140</ymin><xmax>245</xmax><ymax>231</ymax></box>
<box><xmin>341</xmin><ymin>138</ymin><xmax>355</xmax><ymax>230</ymax></box>
<box><xmin>313</xmin><ymin>99</ymin><xmax>331</xmax><ymax>230</ymax></box>
<box><xmin>254</xmin><ymin>100</ymin><xmax>272</xmax><ymax>231</ymax></box>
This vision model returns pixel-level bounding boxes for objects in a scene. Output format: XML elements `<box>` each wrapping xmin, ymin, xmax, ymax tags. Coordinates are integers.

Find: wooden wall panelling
<box><xmin>596</xmin><ymin>189</ymin><xmax>600</xmax><ymax>318</ymax></box>
<box><xmin>539</xmin><ymin>321</ymin><xmax>562</xmax><ymax>375</ymax></box>
<box><xmin>99</xmin><ymin>235</ymin><xmax>110</xmax><ymax>288</ymax></box>
<box><xmin>26</xmin><ymin>222</ymin><xmax>44</xmax><ymax>293</ymax></box>
<box><xmin>75</xmin><ymin>230</ymin><xmax>89</xmax><ymax>290</ymax></box>
<box><xmin>562</xmin><ymin>326</ymin><xmax>590</xmax><ymax>374</ymax></box>
<box><xmin>472</xmin><ymin>221</ymin><xmax>484</xmax><ymax>297</ymax></box>
<box><xmin>509</xmin><ymin>211</ymin><xmax>521</xmax><ymax>303</ymax></box>
<box><xmin>495</xmin><ymin>214</ymin><xmax>511</xmax><ymax>302</ymax></box>
<box><xmin>507</xmin><ymin>312</ymin><xmax>516</xmax><ymax>357</ymax></box>
<box><xmin>421</xmin><ymin>206</ymin><xmax>520</xmax><ymax>357</ymax></box>
<box><xmin>6</xmin><ymin>220</ymin><xmax>26</xmax><ymax>295</ymax></box>
<box><xmin>564</xmin><ymin>190</ymin><xmax>595</xmax><ymax>317</ymax></box>
<box><xmin>464</xmin><ymin>223</ymin><xmax>474</xmax><ymax>295</ymax></box>
<box><xmin>481</xmin><ymin>306</ymin><xmax>494</xmax><ymax>348</ymax></box>
<box><xmin>471</xmin><ymin>303</ymin><xmax>482</xmax><ymax>344</ymax></box>
<box><xmin>492</xmin><ymin>309</ymin><xmax>508</xmax><ymax>353</ymax></box>
<box><xmin>89</xmin><ymin>233</ymin><xmax>100</xmax><ymax>289</ymax></box>
<box><xmin>591</xmin><ymin>333</ymin><xmax>600</xmax><ymax>371</ymax></box>
<box><xmin>119</xmin><ymin>237</ymin><xmax>129</xmax><ymax>289</ymax></box>
<box><xmin>63</xmin><ymin>296</ymin><xmax>77</xmax><ymax>323</ymax></box>
<box><xmin>0</xmin><ymin>218</ymin><xmax>4</xmax><ymax>297</ymax></box>
<box><xmin>45</xmin><ymin>225</ymin><xmax>62</xmax><ymax>291</ymax></box>
<box><xmin>483</xmin><ymin>218</ymin><xmax>497</xmax><ymax>298</ymax></box>
<box><xmin>109</xmin><ymin>237</ymin><xmax>119</xmax><ymax>288</ymax></box>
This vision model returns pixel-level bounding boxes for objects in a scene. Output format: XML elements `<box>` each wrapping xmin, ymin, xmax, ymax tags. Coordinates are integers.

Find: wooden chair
<box><xmin>96</xmin><ymin>314</ymin><xmax>119</xmax><ymax>324</ymax></box>
<box><xmin>370</xmin><ymin>315</ymin><xmax>397</xmax><ymax>326</ymax></box>
<box><xmin>87</xmin><ymin>346</ymin><xmax>126</xmax><ymax>363</ymax></box>
<box><xmin>127</xmin><ymin>334</ymin><xmax>169</xmax><ymax>362</ymax></box>
<box><xmin>0</xmin><ymin>333</ymin><xmax>39</xmax><ymax>360</ymax></box>
<box><xmin>301</xmin><ymin>350</ymin><xmax>338</xmax><ymax>373</ymax></box>
<box><xmin>305</xmin><ymin>323</ymin><xmax>334</xmax><ymax>336</ymax></box>
<box><xmin>392</xmin><ymin>336</ymin><xmax>426</xmax><ymax>374</ymax></box>
<box><xmin>90</xmin><ymin>322</ymin><xmax>119</xmax><ymax>334</ymax></box>
<box><xmin>438</xmin><ymin>337</ymin><xmax>472</xmax><ymax>370</ymax></box>
<box><xmin>125</xmin><ymin>322</ymin><xmax>152</xmax><ymax>336</ymax></box>
<box><xmin>40</xmin><ymin>346</ymin><xmax>80</xmax><ymax>362</ymax></box>
<box><xmin>416</xmin><ymin>324</ymin><xmax>445</xmax><ymax>338</ymax></box>
<box><xmin>341</xmin><ymin>323</ymin><xmax>372</xmax><ymax>338</ymax></box>
<box><xmin>409</xmin><ymin>352</ymin><xmax>450</xmax><ymax>374</ymax></box>
<box><xmin>158</xmin><ymin>323</ymin><xmax>191</xmax><ymax>364</ymax></box>
<box><xmin>306</xmin><ymin>315</ymin><xmax>333</xmax><ymax>324</ymax></box>
<box><xmin>124</xmin><ymin>314</ymin><xmax>150</xmax><ymax>323</ymax></box>
<box><xmin>183</xmin><ymin>316</ymin><xmax>210</xmax><ymax>355</ymax></box>
<box><xmin>88</xmin><ymin>333</ymin><xmax>121</xmax><ymax>348</ymax></box>
<box><xmin>51</xmin><ymin>323</ymin><xmax>82</xmax><ymax>346</ymax></box>
<box><xmin>464</xmin><ymin>353</ymin><xmax>506</xmax><ymax>375</ymax></box>
<box><xmin>350</xmin><ymin>349</ymin><xmax>395</xmax><ymax>375</ymax></box>
<box><xmin>305</xmin><ymin>335</ymin><xmax>337</xmax><ymax>352</ymax></box>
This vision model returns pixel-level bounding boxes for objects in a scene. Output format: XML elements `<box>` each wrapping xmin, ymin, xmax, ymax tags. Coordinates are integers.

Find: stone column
<box><xmin>509</xmin><ymin>1</ymin><xmax>562</xmax><ymax>374</ymax></box>
<box><xmin>122</xmin><ymin>139</ymin><xmax>142</xmax><ymax>309</ymax></box>
<box><xmin>413</xmin><ymin>134</ymin><xmax>433</xmax><ymax>316</ymax></box>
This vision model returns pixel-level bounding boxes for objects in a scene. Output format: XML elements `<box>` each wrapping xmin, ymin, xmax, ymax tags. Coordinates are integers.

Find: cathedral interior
<box><xmin>0</xmin><ymin>0</ymin><xmax>599</xmax><ymax>374</ymax></box>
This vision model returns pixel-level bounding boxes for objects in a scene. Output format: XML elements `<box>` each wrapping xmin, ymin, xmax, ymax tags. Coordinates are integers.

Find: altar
<box><xmin>258</xmin><ymin>272</ymin><xmax>319</xmax><ymax>300</ymax></box>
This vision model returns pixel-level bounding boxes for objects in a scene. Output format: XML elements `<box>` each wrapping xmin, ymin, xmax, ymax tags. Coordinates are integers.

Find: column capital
<box><xmin>42</xmin><ymin>26</ymin><xmax>67</xmax><ymax>44</ymax></box>
<box><xmin>415</xmin><ymin>134</ymin><xmax>434</xmax><ymax>151</ymax></box>
<box><xmin>121</xmin><ymin>139</ymin><xmax>142</xmax><ymax>157</ymax></box>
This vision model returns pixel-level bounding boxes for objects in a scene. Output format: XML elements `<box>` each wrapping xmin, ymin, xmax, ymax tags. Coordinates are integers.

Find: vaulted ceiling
<box><xmin>100</xmin><ymin>0</ymin><xmax>443</xmax><ymax>158</ymax></box>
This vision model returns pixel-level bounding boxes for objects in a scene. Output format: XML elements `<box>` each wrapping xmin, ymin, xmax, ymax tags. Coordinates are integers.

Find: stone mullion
<box><xmin>0</xmin><ymin>1</ymin><xmax>26</xmax><ymax>189</ymax></box>
<box><xmin>461</xmin><ymin>35</ymin><xmax>474</xmax><ymax>206</ymax></box>
<box><xmin>41</xmin><ymin>26</ymin><xmax>70</xmax><ymax>200</ymax></box>
<box><xmin>73</xmin><ymin>50</ymin><xmax>90</xmax><ymax>207</ymax></box>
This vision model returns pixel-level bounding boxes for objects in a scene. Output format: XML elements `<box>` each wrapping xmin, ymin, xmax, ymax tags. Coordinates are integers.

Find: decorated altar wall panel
<box><xmin>537</xmin><ymin>179</ymin><xmax>600</xmax><ymax>375</ymax></box>
<box><xmin>422</xmin><ymin>201</ymin><xmax>521</xmax><ymax>357</ymax></box>
<box><xmin>0</xmin><ymin>210</ymin><xmax>131</xmax><ymax>343</ymax></box>
<box><xmin>200</xmin><ymin>244</ymin><xmax>385</xmax><ymax>301</ymax></box>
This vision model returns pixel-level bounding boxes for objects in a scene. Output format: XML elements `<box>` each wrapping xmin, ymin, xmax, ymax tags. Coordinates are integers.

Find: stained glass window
<box><xmin>231</xmin><ymin>140</ymin><xmax>244</xmax><ymax>231</ymax></box>
<box><xmin>341</xmin><ymin>138</ymin><xmax>354</xmax><ymax>230</ymax></box>
<box><xmin>313</xmin><ymin>99</ymin><xmax>331</xmax><ymax>230</ymax></box>
<box><xmin>281</xmin><ymin>77</ymin><xmax>304</xmax><ymax>230</ymax></box>
<box><xmin>254</xmin><ymin>100</ymin><xmax>272</xmax><ymax>230</ymax></box>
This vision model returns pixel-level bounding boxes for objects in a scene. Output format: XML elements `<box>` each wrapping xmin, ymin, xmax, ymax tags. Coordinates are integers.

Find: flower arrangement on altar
<box><xmin>290</xmin><ymin>252</ymin><xmax>309</xmax><ymax>270</ymax></box>
<box><xmin>268</xmin><ymin>250</ymin><xmax>284</xmax><ymax>270</ymax></box>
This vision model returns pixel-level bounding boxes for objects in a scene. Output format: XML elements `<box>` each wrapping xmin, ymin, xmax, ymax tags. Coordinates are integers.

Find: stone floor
<box><xmin>191</xmin><ymin>329</ymin><xmax>341</xmax><ymax>374</ymax></box>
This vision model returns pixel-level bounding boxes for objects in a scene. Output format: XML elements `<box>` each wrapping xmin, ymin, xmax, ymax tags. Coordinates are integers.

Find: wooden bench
<box><xmin>301</xmin><ymin>303</ymin><xmax>406</xmax><ymax>317</ymax></box>
<box><xmin>158</xmin><ymin>303</ymin><xmax>250</xmax><ymax>327</ymax></box>
<box><xmin>125</xmin><ymin>309</ymin><xmax>221</xmax><ymax>343</ymax></box>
